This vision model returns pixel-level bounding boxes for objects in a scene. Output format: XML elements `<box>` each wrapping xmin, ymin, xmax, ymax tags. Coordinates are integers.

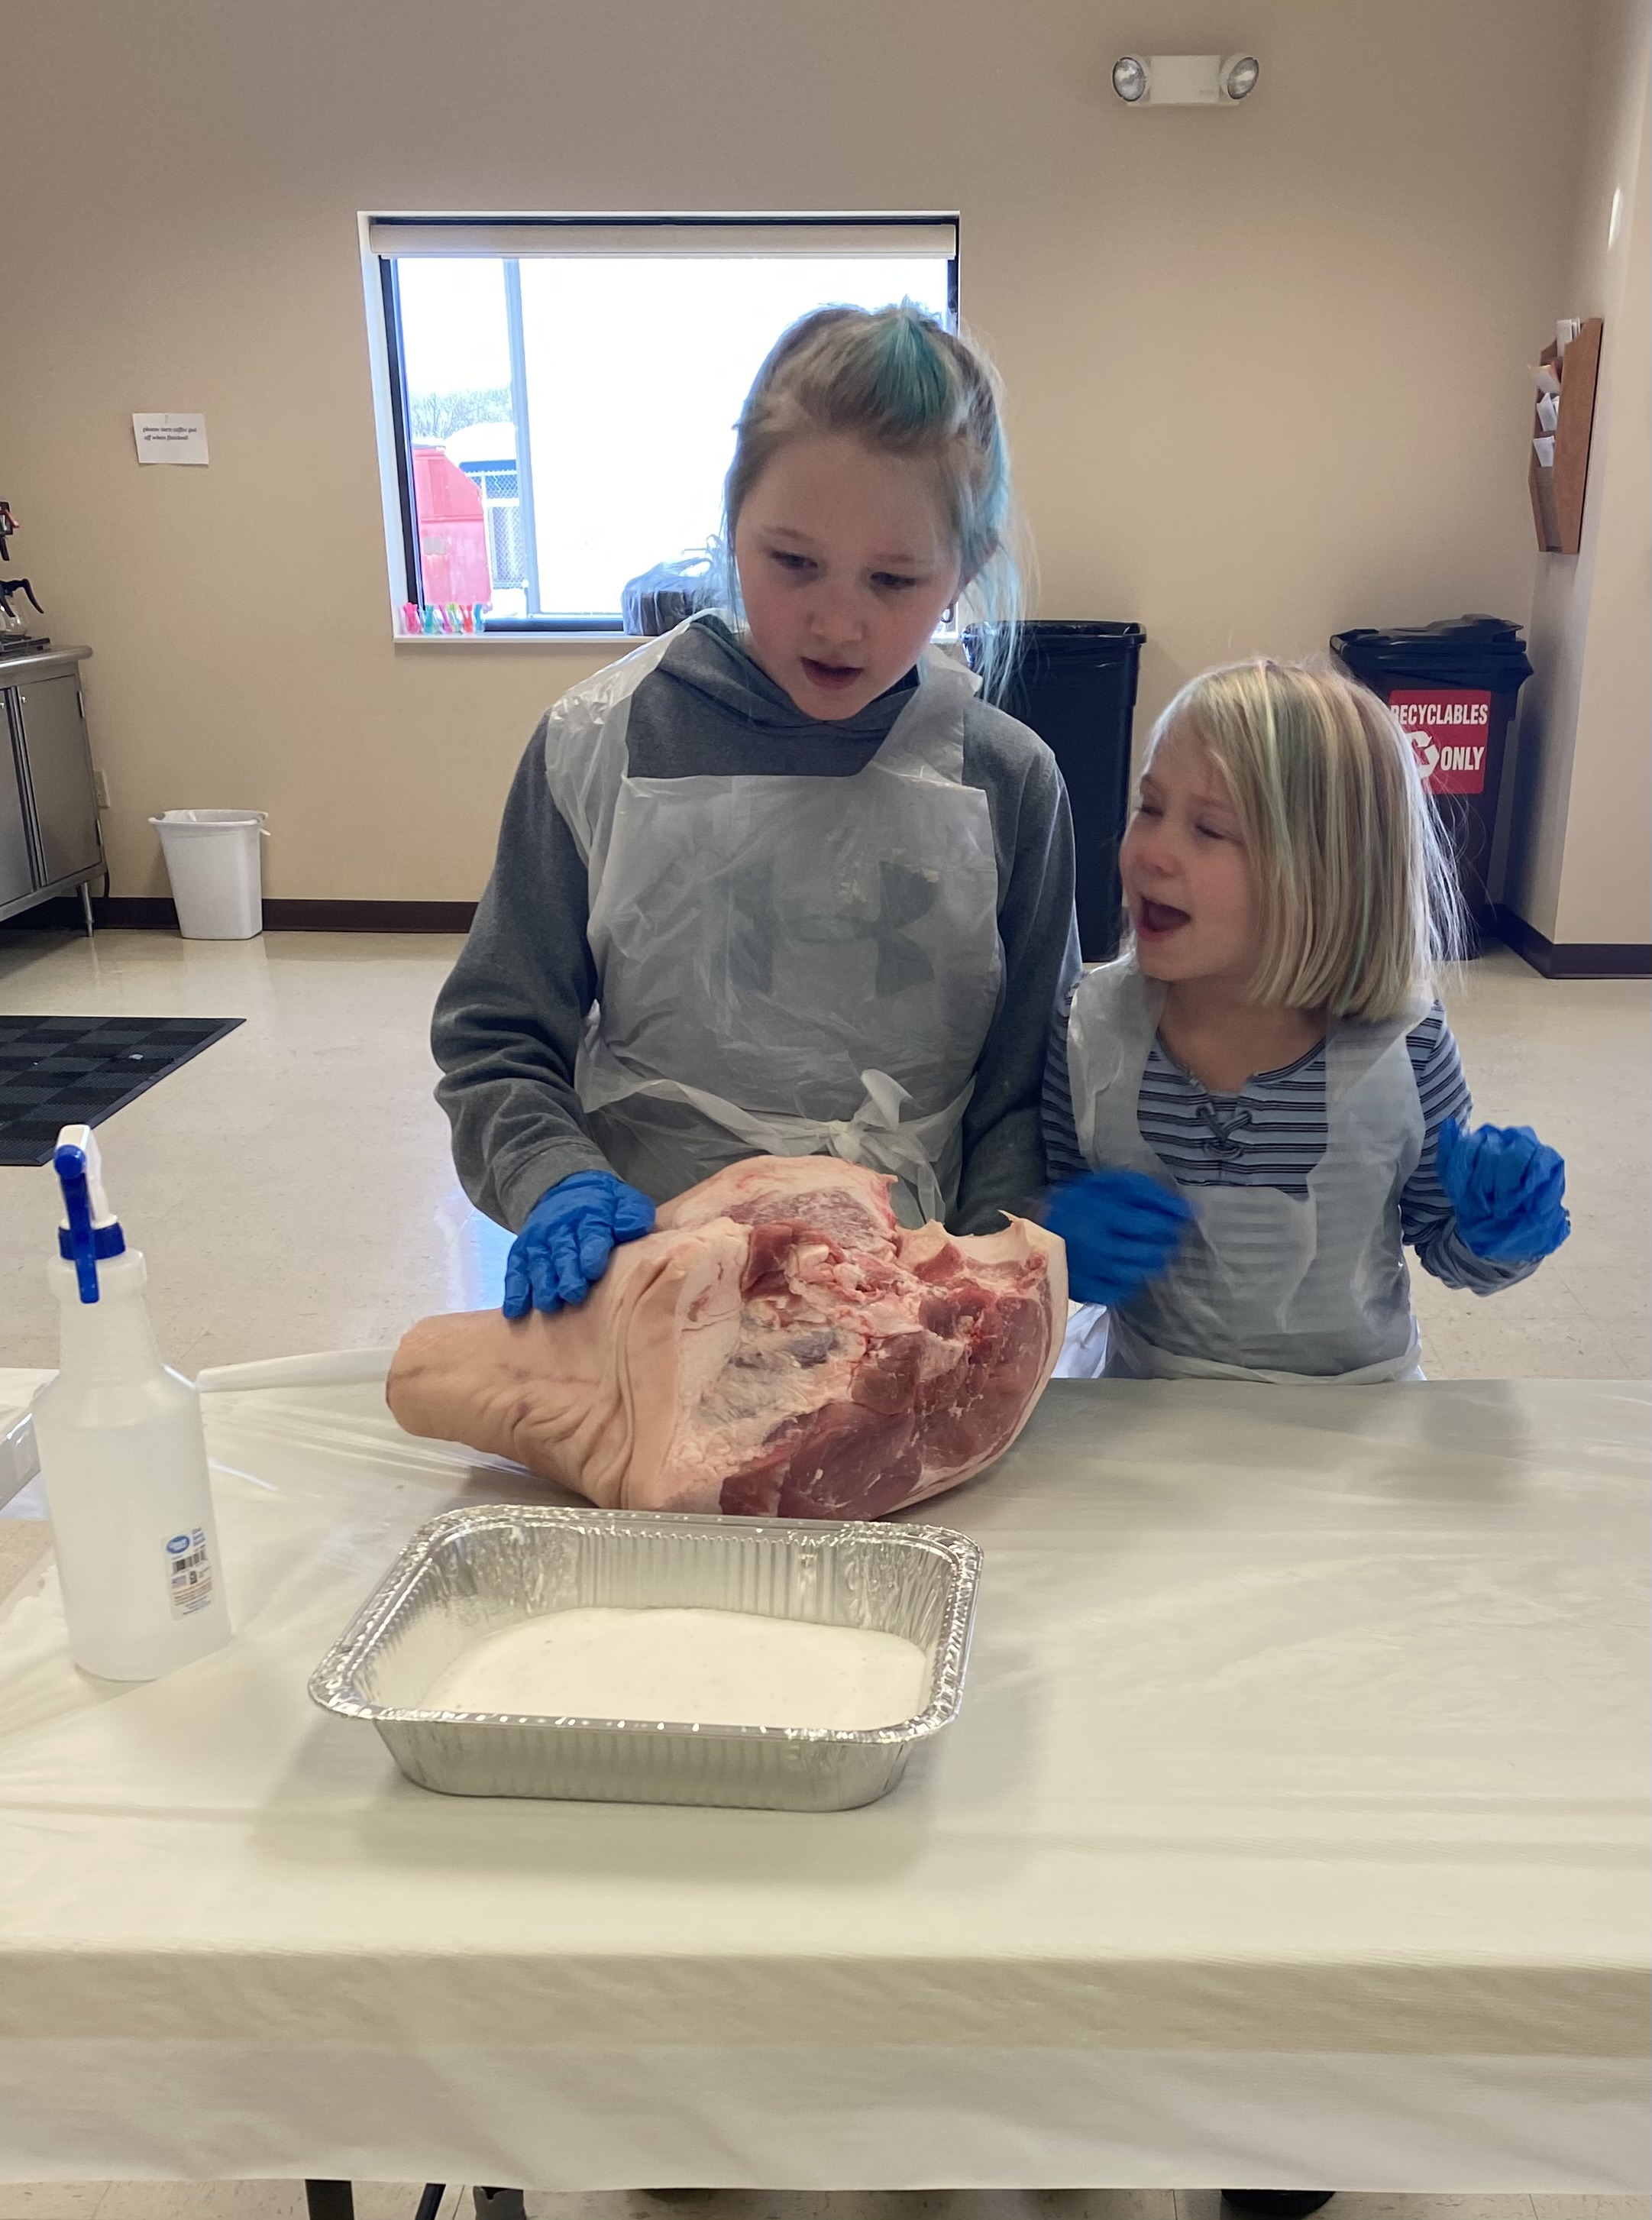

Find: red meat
<box><xmin>387</xmin><ymin>1157</ymin><xmax>1065</xmax><ymax>1519</ymax></box>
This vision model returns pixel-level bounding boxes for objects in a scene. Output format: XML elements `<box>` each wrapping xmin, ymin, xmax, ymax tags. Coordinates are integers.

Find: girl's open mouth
<box><xmin>800</xmin><ymin>658</ymin><xmax>863</xmax><ymax>691</ymax></box>
<box><xmin>1136</xmin><ymin>898</ymin><xmax>1191</xmax><ymax>940</ymax></box>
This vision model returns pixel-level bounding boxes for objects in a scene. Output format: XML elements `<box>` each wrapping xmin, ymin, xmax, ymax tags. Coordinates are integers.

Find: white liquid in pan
<box><xmin>425</xmin><ymin>1606</ymin><xmax>931</xmax><ymax>1730</ymax></box>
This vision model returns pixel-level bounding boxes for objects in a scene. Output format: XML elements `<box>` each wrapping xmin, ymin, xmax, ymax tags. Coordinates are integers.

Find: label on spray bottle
<box><xmin>165</xmin><ymin>1527</ymin><xmax>217</xmax><ymax>1617</ymax></box>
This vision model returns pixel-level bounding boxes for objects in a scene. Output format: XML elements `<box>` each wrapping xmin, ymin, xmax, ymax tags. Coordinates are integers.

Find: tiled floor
<box><xmin>0</xmin><ymin>929</ymin><xmax>512</xmax><ymax>1374</ymax></box>
<box><xmin>0</xmin><ymin>930</ymin><xmax>1647</xmax><ymax>2218</ymax></box>
<box><xmin>1401</xmin><ymin>949</ymin><xmax>1649</xmax><ymax>1377</ymax></box>
<box><xmin>0</xmin><ymin>927</ymin><xmax>1646</xmax><ymax>1378</ymax></box>
<box><xmin>0</xmin><ymin>2189</ymin><xmax>1644</xmax><ymax>2220</ymax></box>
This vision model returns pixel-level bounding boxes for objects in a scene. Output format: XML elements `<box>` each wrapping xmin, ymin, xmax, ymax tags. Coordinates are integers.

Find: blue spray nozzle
<box><xmin>53</xmin><ymin>1130</ymin><xmax>124</xmax><ymax>1304</ymax></box>
<box><xmin>55</xmin><ymin>1143</ymin><xmax>102</xmax><ymax>1303</ymax></box>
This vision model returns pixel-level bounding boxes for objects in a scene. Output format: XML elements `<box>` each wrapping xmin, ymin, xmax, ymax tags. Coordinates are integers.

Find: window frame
<box><xmin>365</xmin><ymin>213</ymin><xmax>962</xmax><ymax>639</ymax></box>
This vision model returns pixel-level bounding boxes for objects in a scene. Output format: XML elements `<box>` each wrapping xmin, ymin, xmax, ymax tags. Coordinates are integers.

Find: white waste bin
<box><xmin>149</xmin><ymin>810</ymin><xmax>268</xmax><ymax>939</ymax></box>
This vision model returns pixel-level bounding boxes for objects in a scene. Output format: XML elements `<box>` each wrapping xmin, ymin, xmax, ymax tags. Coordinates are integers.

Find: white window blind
<box><xmin>367</xmin><ymin>217</ymin><xmax>958</xmax><ymax>260</ymax></box>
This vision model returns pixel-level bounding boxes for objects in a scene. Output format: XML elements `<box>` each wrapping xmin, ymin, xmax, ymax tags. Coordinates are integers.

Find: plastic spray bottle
<box><xmin>31</xmin><ymin>1125</ymin><xmax>233</xmax><ymax>1681</ymax></box>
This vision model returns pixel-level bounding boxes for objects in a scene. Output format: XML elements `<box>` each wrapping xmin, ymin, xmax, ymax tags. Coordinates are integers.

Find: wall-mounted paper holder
<box><xmin>1528</xmin><ymin>317</ymin><xmax>1602</xmax><ymax>555</ymax></box>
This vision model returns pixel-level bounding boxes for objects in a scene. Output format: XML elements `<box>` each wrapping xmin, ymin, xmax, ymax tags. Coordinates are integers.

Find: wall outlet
<box><xmin>94</xmin><ymin>769</ymin><xmax>112</xmax><ymax>807</ymax></box>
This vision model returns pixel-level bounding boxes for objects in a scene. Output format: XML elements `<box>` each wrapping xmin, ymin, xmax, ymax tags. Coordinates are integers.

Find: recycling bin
<box><xmin>1332</xmin><ymin>616</ymin><xmax>1534</xmax><ymax>954</ymax></box>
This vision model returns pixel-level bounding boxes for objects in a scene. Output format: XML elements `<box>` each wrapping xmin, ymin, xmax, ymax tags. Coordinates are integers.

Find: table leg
<box><xmin>78</xmin><ymin>882</ymin><xmax>95</xmax><ymax>937</ymax></box>
<box><xmin>415</xmin><ymin>2191</ymin><xmax>448</xmax><ymax>2220</ymax></box>
<box><xmin>305</xmin><ymin>2184</ymin><xmax>355</xmax><ymax>2220</ymax></box>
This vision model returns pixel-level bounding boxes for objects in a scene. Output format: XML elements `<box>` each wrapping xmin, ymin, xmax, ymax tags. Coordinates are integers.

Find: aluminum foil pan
<box><xmin>309</xmin><ymin>1505</ymin><xmax>981</xmax><ymax>1811</ymax></box>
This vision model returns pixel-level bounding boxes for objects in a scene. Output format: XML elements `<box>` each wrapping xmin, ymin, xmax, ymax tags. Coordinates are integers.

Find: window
<box><xmin>367</xmin><ymin>216</ymin><xmax>958</xmax><ymax>633</ymax></box>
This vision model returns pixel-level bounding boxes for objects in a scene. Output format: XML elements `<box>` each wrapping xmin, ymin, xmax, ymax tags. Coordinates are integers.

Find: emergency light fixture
<box><xmin>1112</xmin><ymin>53</ymin><xmax>1261</xmax><ymax>105</ymax></box>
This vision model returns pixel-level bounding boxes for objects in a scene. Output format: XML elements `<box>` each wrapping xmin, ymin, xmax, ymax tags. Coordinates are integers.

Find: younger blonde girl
<box><xmin>1044</xmin><ymin>657</ymin><xmax>1570</xmax><ymax>1381</ymax></box>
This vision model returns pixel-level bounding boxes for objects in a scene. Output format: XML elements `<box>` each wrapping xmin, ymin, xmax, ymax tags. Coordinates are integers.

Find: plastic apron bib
<box><xmin>547</xmin><ymin>635</ymin><xmax>1003</xmax><ymax>1227</ymax></box>
<box><xmin>1065</xmin><ymin>958</ymin><xmax>1426</xmax><ymax>1381</ymax></box>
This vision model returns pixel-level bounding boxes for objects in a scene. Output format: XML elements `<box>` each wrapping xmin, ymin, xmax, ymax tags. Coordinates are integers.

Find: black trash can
<box><xmin>1331</xmin><ymin>615</ymin><xmax>1534</xmax><ymax>954</ymax></box>
<box><xmin>971</xmin><ymin>620</ymin><xmax>1146</xmax><ymax>961</ymax></box>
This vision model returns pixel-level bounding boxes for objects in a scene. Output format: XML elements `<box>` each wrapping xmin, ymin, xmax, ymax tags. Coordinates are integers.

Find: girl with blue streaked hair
<box><xmin>433</xmin><ymin>303</ymin><xmax>1082</xmax><ymax>1317</ymax></box>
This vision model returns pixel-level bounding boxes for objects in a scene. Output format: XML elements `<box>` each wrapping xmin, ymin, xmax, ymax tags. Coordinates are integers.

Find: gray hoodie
<box><xmin>432</xmin><ymin>616</ymin><xmax>1081</xmax><ymax>1236</ymax></box>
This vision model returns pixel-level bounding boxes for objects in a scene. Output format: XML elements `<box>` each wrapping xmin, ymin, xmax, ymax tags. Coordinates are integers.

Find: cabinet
<box><xmin>0</xmin><ymin>647</ymin><xmax>104</xmax><ymax>930</ymax></box>
<box><xmin>0</xmin><ymin>732</ymin><xmax>31</xmax><ymax>911</ymax></box>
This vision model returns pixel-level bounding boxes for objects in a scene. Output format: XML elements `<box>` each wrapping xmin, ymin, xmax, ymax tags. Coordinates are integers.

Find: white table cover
<box><xmin>0</xmin><ymin>1371</ymin><xmax>1646</xmax><ymax>2192</ymax></box>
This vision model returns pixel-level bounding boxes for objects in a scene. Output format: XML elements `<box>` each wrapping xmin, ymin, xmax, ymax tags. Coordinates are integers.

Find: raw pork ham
<box><xmin>388</xmin><ymin>1156</ymin><xmax>1065</xmax><ymax>1519</ymax></box>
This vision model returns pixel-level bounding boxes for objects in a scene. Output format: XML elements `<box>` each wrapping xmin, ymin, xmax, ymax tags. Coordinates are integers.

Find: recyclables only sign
<box><xmin>1389</xmin><ymin>688</ymin><xmax>1492</xmax><ymax>794</ymax></box>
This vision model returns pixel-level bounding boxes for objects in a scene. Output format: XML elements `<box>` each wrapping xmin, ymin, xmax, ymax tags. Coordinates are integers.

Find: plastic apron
<box><xmin>542</xmin><ymin>625</ymin><xmax>1004</xmax><ymax>1227</ymax></box>
<box><xmin>1062</xmin><ymin>957</ymin><xmax>1427</xmax><ymax>1382</ymax></box>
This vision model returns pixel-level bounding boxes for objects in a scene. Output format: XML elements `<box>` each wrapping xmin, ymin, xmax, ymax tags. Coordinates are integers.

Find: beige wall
<box><xmin>1505</xmin><ymin>0</ymin><xmax>1651</xmax><ymax>947</ymax></box>
<box><xmin>1</xmin><ymin>0</ymin><xmax>1595</xmax><ymax>902</ymax></box>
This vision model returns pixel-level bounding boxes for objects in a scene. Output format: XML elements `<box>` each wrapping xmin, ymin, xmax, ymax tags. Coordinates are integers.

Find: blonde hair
<box><xmin>1148</xmin><ymin>657</ymin><xmax>1465</xmax><ymax>1021</ymax></box>
<box><xmin>723</xmin><ymin>303</ymin><xmax>1024</xmax><ymax>697</ymax></box>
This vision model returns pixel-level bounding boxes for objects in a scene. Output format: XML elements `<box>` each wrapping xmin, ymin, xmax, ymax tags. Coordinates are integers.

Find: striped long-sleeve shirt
<box><xmin>1043</xmin><ymin>997</ymin><xmax>1537</xmax><ymax>1296</ymax></box>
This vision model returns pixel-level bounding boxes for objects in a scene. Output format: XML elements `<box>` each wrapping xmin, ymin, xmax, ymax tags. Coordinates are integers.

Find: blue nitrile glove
<box><xmin>503</xmin><ymin>1171</ymin><xmax>657</xmax><ymax>1319</ymax></box>
<box><xmin>1043</xmin><ymin>1169</ymin><xmax>1195</xmax><ymax>1307</ymax></box>
<box><xmin>1435</xmin><ymin>1116</ymin><xmax>1570</xmax><ymax>1262</ymax></box>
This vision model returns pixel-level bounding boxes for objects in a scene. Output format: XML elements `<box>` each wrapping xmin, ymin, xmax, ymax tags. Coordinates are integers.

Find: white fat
<box><xmin>668</xmin><ymin>1229</ymin><xmax>749</xmax><ymax>1415</ymax></box>
<box><xmin>687</xmin><ymin>1309</ymin><xmax>852</xmax><ymax>1445</ymax></box>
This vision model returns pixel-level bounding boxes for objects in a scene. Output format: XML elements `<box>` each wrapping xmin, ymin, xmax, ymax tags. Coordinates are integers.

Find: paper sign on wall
<box><xmin>1388</xmin><ymin>688</ymin><xmax>1492</xmax><ymax>794</ymax></box>
<box><xmin>132</xmin><ymin>413</ymin><xmax>209</xmax><ymax>465</ymax></box>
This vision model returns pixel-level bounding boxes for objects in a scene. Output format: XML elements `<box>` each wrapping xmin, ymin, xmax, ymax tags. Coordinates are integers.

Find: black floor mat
<box><xmin>0</xmin><ymin>1015</ymin><xmax>244</xmax><ymax>1166</ymax></box>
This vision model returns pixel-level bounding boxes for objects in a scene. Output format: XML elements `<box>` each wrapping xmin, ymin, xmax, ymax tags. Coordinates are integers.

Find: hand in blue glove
<box><xmin>1435</xmin><ymin>1116</ymin><xmax>1570</xmax><ymax>1262</ymax></box>
<box><xmin>503</xmin><ymin>1170</ymin><xmax>657</xmax><ymax>1319</ymax></box>
<box><xmin>1043</xmin><ymin>1168</ymin><xmax>1195</xmax><ymax>1308</ymax></box>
